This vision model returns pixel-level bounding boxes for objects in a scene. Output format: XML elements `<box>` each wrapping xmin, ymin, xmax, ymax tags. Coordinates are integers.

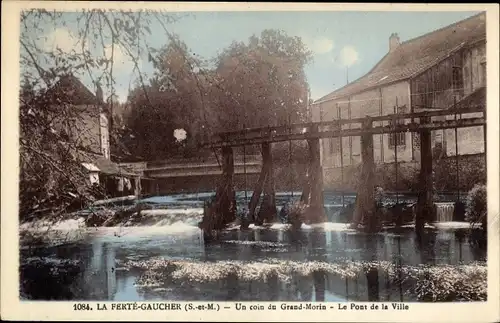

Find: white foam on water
<box><xmin>314</xmin><ymin>222</ymin><xmax>354</xmax><ymax>232</ymax></box>
<box><xmin>247</xmin><ymin>222</ymin><xmax>354</xmax><ymax>232</ymax></box>
<box><xmin>269</xmin><ymin>223</ymin><xmax>291</xmax><ymax>230</ymax></box>
<box><xmin>140</xmin><ymin>208</ymin><xmax>203</xmax><ymax>216</ymax></box>
<box><xmin>126</xmin><ymin>258</ymin><xmax>487</xmax><ymax>294</ymax></box>
<box><xmin>222</xmin><ymin>240</ymin><xmax>288</xmax><ymax>247</ymax></box>
<box><xmin>248</xmin><ymin>223</ymin><xmax>289</xmax><ymax>230</ymax></box>
<box><xmin>136</xmin><ymin>208</ymin><xmax>203</xmax><ymax>227</ymax></box>
<box><xmin>20</xmin><ymin>217</ymin><xmax>86</xmax><ymax>232</ymax></box>
<box><xmin>432</xmin><ymin>222</ymin><xmax>472</xmax><ymax>230</ymax></box>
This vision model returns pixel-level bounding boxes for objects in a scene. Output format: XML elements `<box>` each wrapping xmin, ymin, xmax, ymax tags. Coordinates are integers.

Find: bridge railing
<box><xmin>201</xmin><ymin>105</ymin><xmax>485</xmax><ymax>148</ymax></box>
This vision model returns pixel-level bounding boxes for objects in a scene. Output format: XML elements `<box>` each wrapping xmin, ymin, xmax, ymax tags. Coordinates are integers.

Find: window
<box><xmin>329</xmin><ymin>124</ymin><xmax>340</xmax><ymax>154</ymax></box>
<box><xmin>389</xmin><ymin>105</ymin><xmax>406</xmax><ymax>147</ymax></box>
<box><xmin>452</xmin><ymin>66</ymin><xmax>463</xmax><ymax>92</ymax></box>
<box><xmin>319</xmin><ymin>105</ymin><xmax>324</xmax><ymax>122</ymax></box>
<box><xmin>435</xmin><ymin>132</ymin><xmax>443</xmax><ymax>144</ymax></box>
<box><xmin>329</xmin><ymin>138</ymin><xmax>340</xmax><ymax>154</ymax></box>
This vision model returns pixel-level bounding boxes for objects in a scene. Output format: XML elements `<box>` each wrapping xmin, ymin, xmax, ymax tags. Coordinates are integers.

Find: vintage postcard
<box><xmin>1</xmin><ymin>1</ymin><xmax>499</xmax><ymax>322</ymax></box>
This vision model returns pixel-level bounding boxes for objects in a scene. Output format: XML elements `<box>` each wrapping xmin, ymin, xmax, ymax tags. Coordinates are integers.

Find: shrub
<box><xmin>465</xmin><ymin>184</ymin><xmax>487</xmax><ymax>229</ymax></box>
<box><xmin>287</xmin><ymin>201</ymin><xmax>307</xmax><ymax>229</ymax></box>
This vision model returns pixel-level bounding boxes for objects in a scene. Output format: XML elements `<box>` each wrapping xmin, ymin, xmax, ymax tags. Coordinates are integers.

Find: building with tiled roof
<box><xmin>40</xmin><ymin>74</ymin><xmax>143</xmax><ymax>196</ymax></box>
<box><xmin>42</xmin><ymin>74</ymin><xmax>111</xmax><ymax>160</ymax></box>
<box><xmin>312</xmin><ymin>12</ymin><xmax>486</xmax><ymax>173</ymax></box>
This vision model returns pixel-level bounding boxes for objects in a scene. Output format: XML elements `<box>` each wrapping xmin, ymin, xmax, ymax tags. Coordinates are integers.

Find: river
<box><xmin>20</xmin><ymin>192</ymin><xmax>487</xmax><ymax>302</ymax></box>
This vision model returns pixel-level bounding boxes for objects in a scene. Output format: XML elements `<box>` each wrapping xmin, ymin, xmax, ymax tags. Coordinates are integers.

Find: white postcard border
<box><xmin>1</xmin><ymin>2</ymin><xmax>499</xmax><ymax>322</ymax></box>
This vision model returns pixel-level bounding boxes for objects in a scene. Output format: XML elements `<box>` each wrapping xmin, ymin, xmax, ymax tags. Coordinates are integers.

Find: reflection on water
<box><xmin>21</xmin><ymin>224</ymin><xmax>486</xmax><ymax>302</ymax></box>
<box><xmin>20</xmin><ymin>191</ymin><xmax>485</xmax><ymax>302</ymax></box>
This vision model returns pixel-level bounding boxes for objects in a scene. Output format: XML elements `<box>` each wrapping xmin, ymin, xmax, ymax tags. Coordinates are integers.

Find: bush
<box><xmin>287</xmin><ymin>201</ymin><xmax>307</xmax><ymax>229</ymax></box>
<box><xmin>465</xmin><ymin>184</ymin><xmax>487</xmax><ymax>229</ymax></box>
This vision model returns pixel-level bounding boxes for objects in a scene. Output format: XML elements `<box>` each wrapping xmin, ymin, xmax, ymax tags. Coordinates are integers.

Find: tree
<box><xmin>214</xmin><ymin>29</ymin><xmax>313</xmax><ymax>130</ymax></box>
<box><xmin>125</xmin><ymin>37</ymin><xmax>210</xmax><ymax>160</ymax></box>
<box><xmin>19</xmin><ymin>9</ymin><xmax>180</xmax><ymax>220</ymax></box>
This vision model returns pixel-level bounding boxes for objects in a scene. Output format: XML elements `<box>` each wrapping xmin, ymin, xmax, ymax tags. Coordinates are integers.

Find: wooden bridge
<box><xmin>199</xmin><ymin>105</ymin><xmax>486</xmax><ymax>234</ymax></box>
<box><xmin>144</xmin><ymin>160</ymin><xmax>261</xmax><ymax>178</ymax></box>
<box><xmin>119</xmin><ymin>156</ymin><xmax>262</xmax><ymax>178</ymax></box>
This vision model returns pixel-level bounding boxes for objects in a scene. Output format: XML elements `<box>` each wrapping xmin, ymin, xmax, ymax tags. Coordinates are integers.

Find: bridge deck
<box><xmin>144</xmin><ymin>162</ymin><xmax>262</xmax><ymax>178</ymax></box>
<box><xmin>201</xmin><ymin>106</ymin><xmax>484</xmax><ymax>148</ymax></box>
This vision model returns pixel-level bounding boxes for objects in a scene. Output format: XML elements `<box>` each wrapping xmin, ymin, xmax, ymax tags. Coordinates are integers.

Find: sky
<box><xmin>25</xmin><ymin>10</ymin><xmax>481</xmax><ymax>103</ymax></box>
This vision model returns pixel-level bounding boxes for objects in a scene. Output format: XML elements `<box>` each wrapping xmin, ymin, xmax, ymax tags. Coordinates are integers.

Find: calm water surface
<box><xmin>20</xmin><ymin>192</ymin><xmax>486</xmax><ymax>302</ymax></box>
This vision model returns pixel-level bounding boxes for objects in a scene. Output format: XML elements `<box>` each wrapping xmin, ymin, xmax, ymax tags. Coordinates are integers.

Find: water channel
<box><xmin>20</xmin><ymin>192</ymin><xmax>487</xmax><ymax>302</ymax></box>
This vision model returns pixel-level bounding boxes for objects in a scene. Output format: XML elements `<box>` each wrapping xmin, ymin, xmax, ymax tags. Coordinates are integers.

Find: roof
<box><xmin>93</xmin><ymin>156</ymin><xmax>138</xmax><ymax>176</ymax></box>
<box><xmin>74</xmin><ymin>148</ymin><xmax>138</xmax><ymax>176</ymax></box>
<box><xmin>41</xmin><ymin>74</ymin><xmax>101</xmax><ymax>106</ymax></box>
<box><xmin>315</xmin><ymin>12</ymin><xmax>486</xmax><ymax>104</ymax></box>
<box><xmin>452</xmin><ymin>86</ymin><xmax>486</xmax><ymax>110</ymax></box>
<box><xmin>81</xmin><ymin>163</ymin><xmax>100</xmax><ymax>172</ymax></box>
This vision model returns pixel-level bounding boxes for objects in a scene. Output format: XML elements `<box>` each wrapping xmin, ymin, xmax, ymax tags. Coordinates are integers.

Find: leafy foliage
<box><xmin>465</xmin><ymin>184</ymin><xmax>487</xmax><ymax>229</ymax></box>
<box><xmin>19</xmin><ymin>79</ymin><xmax>101</xmax><ymax>221</ymax></box>
<box><xmin>123</xmin><ymin>29</ymin><xmax>313</xmax><ymax>159</ymax></box>
<box><xmin>20</xmin><ymin>10</ymin><xmax>314</xmax><ymax>221</ymax></box>
<box><xmin>19</xmin><ymin>9</ymin><xmax>179</xmax><ymax>220</ymax></box>
<box><xmin>214</xmin><ymin>30</ymin><xmax>312</xmax><ymax>129</ymax></box>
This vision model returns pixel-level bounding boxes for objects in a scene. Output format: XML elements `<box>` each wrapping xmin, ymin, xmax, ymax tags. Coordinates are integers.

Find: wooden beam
<box><xmin>352</xmin><ymin>117</ymin><xmax>376</xmax><ymax>230</ymax></box>
<box><xmin>214</xmin><ymin>146</ymin><xmax>236</xmax><ymax>228</ymax></box>
<box><xmin>256</xmin><ymin>142</ymin><xmax>276</xmax><ymax>225</ymax></box>
<box><xmin>204</xmin><ymin>117</ymin><xmax>485</xmax><ymax>148</ymax></box>
<box><xmin>248</xmin><ymin>169</ymin><xmax>267</xmax><ymax>223</ymax></box>
<box><xmin>213</xmin><ymin>105</ymin><xmax>484</xmax><ymax>139</ymax></box>
<box><xmin>303</xmin><ymin>124</ymin><xmax>326</xmax><ymax>224</ymax></box>
<box><xmin>416</xmin><ymin>116</ymin><xmax>433</xmax><ymax>237</ymax></box>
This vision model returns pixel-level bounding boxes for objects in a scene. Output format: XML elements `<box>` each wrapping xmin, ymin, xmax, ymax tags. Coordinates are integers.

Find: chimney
<box><xmin>389</xmin><ymin>33</ymin><xmax>400</xmax><ymax>52</ymax></box>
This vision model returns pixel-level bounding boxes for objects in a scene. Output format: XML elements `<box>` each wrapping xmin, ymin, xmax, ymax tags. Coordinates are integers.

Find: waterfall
<box><xmin>435</xmin><ymin>202</ymin><xmax>455</xmax><ymax>222</ymax></box>
<box><xmin>139</xmin><ymin>209</ymin><xmax>203</xmax><ymax>227</ymax></box>
<box><xmin>325</xmin><ymin>204</ymin><xmax>346</xmax><ymax>223</ymax></box>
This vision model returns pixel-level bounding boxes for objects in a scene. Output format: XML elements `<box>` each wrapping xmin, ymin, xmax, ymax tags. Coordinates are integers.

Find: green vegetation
<box><xmin>20</xmin><ymin>10</ymin><xmax>312</xmax><ymax>221</ymax></box>
<box><xmin>466</xmin><ymin>184</ymin><xmax>487</xmax><ymax>230</ymax></box>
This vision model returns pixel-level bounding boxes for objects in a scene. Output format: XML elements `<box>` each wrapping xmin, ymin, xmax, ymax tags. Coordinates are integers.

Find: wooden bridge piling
<box><xmin>256</xmin><ymin>142</ymin><xmax>277</xmax><ymax>225</ymax></box>
<box><xmin>248</xmin><ymin>165</ymin><xmax>266</xmax><ymax>223</ymax></box>
<box><xmin>197</xmin><ymin>105</ymin><xmax>484</xmax><ymax>235</ymax></box>
<box><xmin>214</xmin><ymin>146</ymin><xmax>236</xmax><ymax>227</ymax></box>
<box><xmin>416</xmin><ymin>116</ymin><xmax>434</xmax><ymax>236</ymax></box>
<box><xmin>351</xmin><ymin>117</ymin><xmax>377</xmax><ymax>231</ymax></box>
<box><xmin>303</xmin><ymin>124</ymin><xmax>326</xmax><ymax>224</ymax></box>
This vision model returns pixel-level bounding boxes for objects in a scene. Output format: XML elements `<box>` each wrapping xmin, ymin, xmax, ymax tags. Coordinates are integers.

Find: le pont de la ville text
<box><xmin>235</xmin><ymin>303</ymin><xmax>410</xmax><ymax>311</ymax></box>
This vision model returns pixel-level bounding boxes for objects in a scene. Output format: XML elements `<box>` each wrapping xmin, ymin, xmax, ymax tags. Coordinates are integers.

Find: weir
<box><xmin>199</xmin><ymin>105</ymin><xmax>485</xmax><ymax>238</ymax></box>
<box><xmin>435</xmin><ymin>202</ymin><xmax>455</xmax><ymax>222</ymax></box>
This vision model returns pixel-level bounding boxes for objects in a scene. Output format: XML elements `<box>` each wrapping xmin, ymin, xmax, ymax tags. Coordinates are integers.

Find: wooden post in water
<box><xmin>304</xmin><ymin>124</ymin><xmax>326</xmax><ymax>224</ymax></box>
<box><xmin>215</xmin><ymin>146</ymin><xmax>236</xmax><ymax>227</ymax></box>
<box><xmin>337</xmin><ymin>104</ymin><xmax>345</xmax><ymax>208</ymax></box>
<box><xmin>351</xmin><ymin>117</ymin><xmax>376</xmax><ymax>231</ymax></box>
<box><xmin>248</xmin><ymin>159</ymin><xmax>267</xmax><ymax>223</ymax></box>
<box><xmin>257</xmin><ymin>142</ymin><xmax>277</xmax><ymax>224</ymax></box>
<box><xmin>393</xmin><ymin>103</ymin><xmax>399</xmax><ymax>205</ymax></box>
<box><xmin>416</xmin><ymin>116</ymin><xmax>433</xmax><ymax>237</ymax></box>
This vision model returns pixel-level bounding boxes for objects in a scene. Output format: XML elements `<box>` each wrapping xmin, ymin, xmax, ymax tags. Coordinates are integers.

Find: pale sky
<box><xmin>24</xmin><ymin>10</ymin><xmax>480</xmax><ymax>103</ymax></box>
